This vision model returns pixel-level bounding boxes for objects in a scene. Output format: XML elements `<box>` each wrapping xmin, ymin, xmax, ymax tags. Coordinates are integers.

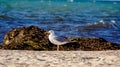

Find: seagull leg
<box><xmin>57</xmin><ymin>45</ymin><xmax>59</xmax><ymax>51</ymax></box>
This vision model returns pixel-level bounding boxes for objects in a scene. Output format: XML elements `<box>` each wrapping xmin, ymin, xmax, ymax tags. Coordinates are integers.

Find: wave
<box><xmin>83</xmin><ymin>20</ymin><xmax>120</xmax><ymax>30</ymax></box>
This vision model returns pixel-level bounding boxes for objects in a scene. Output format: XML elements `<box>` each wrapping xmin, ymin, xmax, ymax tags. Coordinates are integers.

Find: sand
<box><xmin>0</xmin><ymin>50</ymin><xmax>120</xmax><ymax>67</ymax></box>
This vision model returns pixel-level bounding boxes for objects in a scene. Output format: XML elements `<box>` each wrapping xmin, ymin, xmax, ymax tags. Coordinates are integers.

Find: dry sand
<box><xmin>0</xmin><ymin>50</ymin><xmax>120</xmax><ymax>67</ymax></box>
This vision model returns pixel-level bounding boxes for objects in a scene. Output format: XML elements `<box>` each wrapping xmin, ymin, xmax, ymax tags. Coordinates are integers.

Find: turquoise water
<box><xmin>0</xmin><ymin>0</ymin><xmax>120</xmax><ymax>44</ymax></box>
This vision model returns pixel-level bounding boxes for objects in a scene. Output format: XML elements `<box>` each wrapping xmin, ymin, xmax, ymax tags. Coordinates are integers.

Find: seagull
<box><xmin>47</xmin><ymin>30</ymin><xmax>75</xmax><ymax>51</ymax></box>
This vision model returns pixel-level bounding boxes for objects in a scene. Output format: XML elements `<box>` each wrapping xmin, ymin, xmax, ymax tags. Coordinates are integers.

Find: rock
<box><xmin>1</xmin><ymin>26</ymin><xmax>120</xmax><ymax>51</ymax></box>
<box><xmin>0</xmin><ymin>15</ymin><xmax>14</xmax><ymax>20</ymax></box>
<box><xmin>2</xmin><ymin>26</ymin><xmax>50</xmax><ymax>50</ymax></box>
<box><xmin>69</xmin><ymin>37</ymin><xmax>120</xmax><ymax>51</ymax></box>
<box><xmin>56</xmin><ymin>16</ymin><xmax>64</xmax><ymax>21</ymax></box>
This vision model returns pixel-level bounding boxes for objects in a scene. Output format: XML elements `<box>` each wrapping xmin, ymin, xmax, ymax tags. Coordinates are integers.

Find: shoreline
<box><xmin>0</xmin><ymin>50</ymin><xmax>120</xmax><ymax>67</ymax></box>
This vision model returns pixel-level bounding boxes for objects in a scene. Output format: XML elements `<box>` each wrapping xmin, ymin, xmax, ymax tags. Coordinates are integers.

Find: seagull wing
<box><xmin>54</xmin><ymin>36</ymin><xmax>69</xmax><ymax>42</ymax></box>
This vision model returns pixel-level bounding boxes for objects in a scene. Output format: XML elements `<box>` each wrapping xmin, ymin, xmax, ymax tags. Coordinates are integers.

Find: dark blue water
<box><xmin>0</xmin><ymin>0</ymin><xmax>120</xmax><ymax>44</ymax></box>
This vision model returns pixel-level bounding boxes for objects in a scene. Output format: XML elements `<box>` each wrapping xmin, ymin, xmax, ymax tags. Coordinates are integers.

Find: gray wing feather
<box><xmin>55</xmin><ymin>36</ymin><xmax>69</xmax><ymax>42</ymax></box>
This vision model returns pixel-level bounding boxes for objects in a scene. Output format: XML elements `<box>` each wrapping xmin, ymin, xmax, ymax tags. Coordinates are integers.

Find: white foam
<box><xmin>111</xmin><ymin>20</ymin><xmax>116</xmax><ymax>24</ymax></box>
<box><xmin>68</xmin><ymin>0</ymin><xmax>74</xmax><ymax>2</ymax></box>
<box><xmin>99</xmin><ymin>20</ymin><xmax>105</xmax><ymax>24</ymax></box>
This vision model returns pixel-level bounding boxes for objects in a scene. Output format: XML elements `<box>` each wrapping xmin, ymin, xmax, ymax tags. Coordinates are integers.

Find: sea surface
<box><xmin>0</xmin><ymin>0</ymin><xmax>120</xmax><ymax>44</ymax></box>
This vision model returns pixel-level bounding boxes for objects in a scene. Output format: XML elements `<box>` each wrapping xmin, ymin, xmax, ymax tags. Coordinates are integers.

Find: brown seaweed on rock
<box><xmin>1</xmin><ymin>26</ymin><xmax>120</xmax><ymax>51</ymax></box>
<box><xmin>68</xmin><ymin>37</ymin><xmax>120</xmax><ymax>51</ymax></box>
<box><xmin>2</xmin><ymin>26</ymin><xmax>50</xmax><ymax>50</ymax></box>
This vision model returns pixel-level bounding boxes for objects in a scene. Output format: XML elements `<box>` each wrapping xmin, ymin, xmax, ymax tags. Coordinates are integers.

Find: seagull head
<box><xmin>48</xmin><ymin>30</ymin><xmax>54</xmax><ymax>34</ymax></box>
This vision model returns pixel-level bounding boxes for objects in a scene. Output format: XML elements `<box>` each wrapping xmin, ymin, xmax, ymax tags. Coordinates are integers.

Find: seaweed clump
<box><xmin>1</xmin><ymin>26</ymin><xmax>50</xmax><ymax>50</ymax></box>
<box><xmin>68</xmin><ymin>37</ymin><xmax>120</xmax><ymax>51</ymax></box>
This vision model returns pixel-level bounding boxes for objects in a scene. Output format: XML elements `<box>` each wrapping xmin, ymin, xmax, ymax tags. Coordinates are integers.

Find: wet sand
<box><xmin>0</xmin><ymin>50</ymin><xmax>120</xmax><ymax>67</ymax></box>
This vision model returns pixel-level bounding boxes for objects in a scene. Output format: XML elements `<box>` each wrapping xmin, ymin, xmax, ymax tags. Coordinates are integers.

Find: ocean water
<box><xmin>0</xmin><ymin>0</ymin><xmax>120</xmax><ymax>44</ymax></box>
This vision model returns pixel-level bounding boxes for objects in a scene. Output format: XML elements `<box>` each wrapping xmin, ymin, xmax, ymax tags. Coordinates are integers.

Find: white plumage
<box><xmin>48</xmin><ymin>30</ymin><xmax>73</xmax><ymax>51</ymax></box>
